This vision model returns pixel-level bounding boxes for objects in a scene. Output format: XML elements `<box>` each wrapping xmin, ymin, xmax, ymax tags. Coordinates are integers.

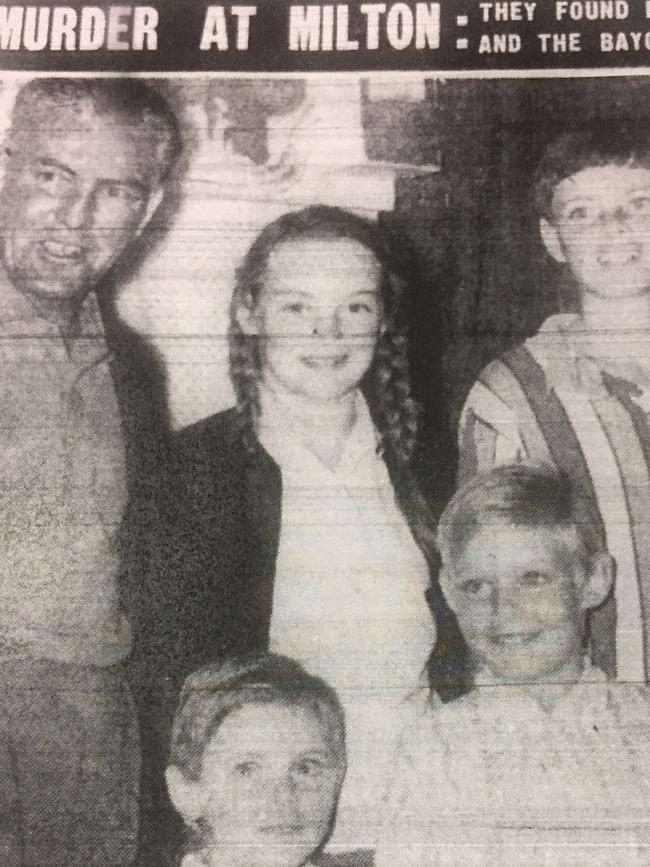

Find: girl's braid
<box><xmin>369</xmin><ymin>278</ymin><xmax>421</xmax><ymax>468</ymax></box>
<box><xmin>228</xmin><ymin>321</ymin><xmax>261</xmax><ymax>452</ymax></box>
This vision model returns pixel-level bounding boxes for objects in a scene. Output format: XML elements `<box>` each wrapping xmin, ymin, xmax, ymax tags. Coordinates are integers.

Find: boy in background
<box><xmin>459</xmin><ymin>126</ymin><xmax>650</xmax><ymax>681</ymax></box>
<box><xmin>377</xmin><ymin>464</ymin><xmax>650</xmax><ymax>866</ymax></box>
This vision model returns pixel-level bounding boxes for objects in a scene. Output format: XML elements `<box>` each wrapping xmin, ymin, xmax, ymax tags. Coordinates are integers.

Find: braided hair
<box><xmin>229</xmin><ymin>206</ymin><xmax>467</xmax><ymax>703</ymax></box>
<box><xmin>229</xmin><ymin>204</ymin><xmax>420</xmax><ymax>467</ymax></box>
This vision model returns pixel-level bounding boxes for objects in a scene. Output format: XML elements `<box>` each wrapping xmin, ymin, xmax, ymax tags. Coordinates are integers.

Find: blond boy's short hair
<box><xmin>437</xmin><ymin>463</ymin><xmax>605</xmax><ymax>571</ymax></box>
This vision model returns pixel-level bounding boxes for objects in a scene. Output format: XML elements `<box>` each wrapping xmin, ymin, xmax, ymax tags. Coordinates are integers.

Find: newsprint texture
<box><xmin>3</xmin><ymin>2</ymin><xmax>650</xmax><ymax>866</ymax></box>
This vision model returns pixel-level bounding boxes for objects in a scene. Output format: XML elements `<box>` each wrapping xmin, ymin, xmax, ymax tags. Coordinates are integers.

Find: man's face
<box><xmin>0</xmin><ymin>98</ymin><xmax>162</xmax><ymax>302</ymax></box>
<box><xmin>541</xmin><ymin>164</ymin><xmax>650</xmax><ymax>300</ymax></box>
<box><xmin>443</xmin><ymin>525</ymin><xmax>589</xmax><ymax>684</ymax></box>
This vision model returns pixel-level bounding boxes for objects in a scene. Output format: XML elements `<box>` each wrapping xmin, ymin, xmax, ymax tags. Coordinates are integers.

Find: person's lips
<box><xmin>596</xmin><ymin>245</ymin><xmax>641</xmax><ymax>267</ymax></box>
<box><xmin>39</xmin><ymin>239</ymin><xmax>84</xmax><ymax>262</ymax></box>
<box><xmin>301</xmin><ymin>354</ymin><xmax>349</xmax><ymax>369</ymax></box>
<box><xmin>489</xmin><ymin>631</ymin><xmax>540</xmax><ymax>649</ymax></box>
<box><xmin>258</xmin><ymin>823</ymin><xmax>306</xmax><ymax>836</ymax></box>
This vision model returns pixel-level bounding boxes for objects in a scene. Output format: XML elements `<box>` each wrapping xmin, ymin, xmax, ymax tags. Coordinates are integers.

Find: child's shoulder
<box><xmin>481</xmin><ymin>314</ymin><xmax>578</xmax><ymax>381</ymax></box>
<box><xmin>398</xmin><ymin>689</ymin><xmax>484</xmax><ymax>758</ymax></box>
<box><xmin>604</xmin><ymin>680</ymin><xmax>650</xmax><ymax>714</ymax></box>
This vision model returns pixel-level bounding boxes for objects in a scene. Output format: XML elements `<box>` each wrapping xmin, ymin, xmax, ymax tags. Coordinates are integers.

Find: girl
<box><xmin>166</xmin><ymin>652</ymin><xmax>369</xmax><ymax>867</ymax></box>
<box><xmin>136</xmin><ymin>205</ymin><xmax>459</xmax><ymax>851</ymax></box>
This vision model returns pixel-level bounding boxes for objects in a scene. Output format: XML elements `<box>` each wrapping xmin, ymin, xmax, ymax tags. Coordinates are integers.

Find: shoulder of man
<box><xmin>99</xmin><ymin>293</ymin><xmax>170</xmax><ymax>428</ymax></box>
<box><xmin>170</xmin><ymin>408</ymin><xmax>283</xmax><ymax>514</ymax></box>
<box><xmin>175</xmin><ymin>407</ymin><xmax>246</xmax><ymax>463</ymax></box>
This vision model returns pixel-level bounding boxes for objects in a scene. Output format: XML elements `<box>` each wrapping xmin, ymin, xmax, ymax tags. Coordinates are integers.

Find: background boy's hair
<box><xmin>437</xmin><ymin>462</ymin><xmax>605</xmax><ymax>571</ymax></box>
<box><xmin>169</xmin><ymin>652</ymin><xmax>346</xmax><ymax>783</ymax></box>
<box><xmin>534</xmin><ymin>122</ymin><xmax>650</xmax><ymax>219</ymax></box>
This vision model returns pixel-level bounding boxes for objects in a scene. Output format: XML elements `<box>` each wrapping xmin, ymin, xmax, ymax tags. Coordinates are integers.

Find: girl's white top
<box><xmin>258</xmin><ymin>387</ymin><xmax>434</xmax><ymax>848</ymax></box>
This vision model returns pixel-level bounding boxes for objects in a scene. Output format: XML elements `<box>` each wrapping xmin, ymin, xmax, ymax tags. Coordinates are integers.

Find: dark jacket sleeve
<box><xmin>128</xmin><ymin>410</ymin><xmax>280</xmax><ymax>693</ymax></box>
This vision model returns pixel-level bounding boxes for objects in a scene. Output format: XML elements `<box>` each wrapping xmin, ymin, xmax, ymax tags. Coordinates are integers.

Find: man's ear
<box><xmin>235</xmin><ymin>301</ymin><xmax>260</xmax><ymax>336</ymax></box>
<box><xmin>165</xmin><ymin>766</ymin><xmax>203</xmax><ymax>825</ymax></box>
<box><xmin>136</xmin><ymin>187</ymin><xmax>165</xmax><ymax>235</ymax></box>
<box><xmin>438</xmin><ymin>567</ymin><xmax>458</xmax><ymax>614</ymax></box>
<box><xmin>581</xmin><ymin>552</ymin><xmax>615</xmax><ymax>611</ymax></box>
<box><xmin>539</xmin><ymin>217</ymin><xmax>566</xmax><ymax>264</ymax></box>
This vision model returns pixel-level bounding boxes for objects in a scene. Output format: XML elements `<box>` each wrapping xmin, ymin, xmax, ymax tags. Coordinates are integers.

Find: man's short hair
<box><xmin>437</xmin><ymin>463</ymin><xmax>605</xmax><ymax>570</ymax></box>
<box><xmin>8</xmin><ymin>78</ymin><xmax>181</xmax><ymax>183</ymax></box>
<box><xmin>534</xmin><ymin>123</ymin><xmax>650</xmax><ymax>220</ymax></box>
<box><xmin>169</xmin><ymin>652</ymin><xmax>347</xmax><ymax>783</ymax></box>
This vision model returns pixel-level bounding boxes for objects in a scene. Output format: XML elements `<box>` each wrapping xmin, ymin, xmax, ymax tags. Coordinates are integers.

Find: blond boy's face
<box><xmin>541</xmin><ymin>164</ymin><xmax>650</xmax><ymax>300</ymax></box>
<box><xmin>442</xmin><ymin>525</ymin><xmax>610</xmax><ymax>684</ymax></box>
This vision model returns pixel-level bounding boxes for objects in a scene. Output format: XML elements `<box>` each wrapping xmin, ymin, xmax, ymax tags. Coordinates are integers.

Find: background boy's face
<box><xmin>541</xmin><ymin>164</ymin><xmax>650</xmax><ymax>300</ymax></box>
<box><xmin>443</xmin><ymin>525</ymin><xmax>592</xmax><ymax>683</ymax></box>
<box><xmin>194</xmin><ymin>702</ymin><xmax>342</xmax><ymax>867</ymax></box>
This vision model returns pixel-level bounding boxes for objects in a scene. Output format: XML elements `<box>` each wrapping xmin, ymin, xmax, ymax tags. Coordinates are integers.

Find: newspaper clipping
<box><xmin>2</xmin><ymin>2</ymin><xmax>650</xmax><ymax>866</ymax></box>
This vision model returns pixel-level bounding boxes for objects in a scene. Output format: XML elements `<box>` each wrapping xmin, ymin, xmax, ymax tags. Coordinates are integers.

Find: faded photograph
<box><xmin>2</xmin><ymin>72</ymin><xmax>650</xmax><ymax>867</ymax></box>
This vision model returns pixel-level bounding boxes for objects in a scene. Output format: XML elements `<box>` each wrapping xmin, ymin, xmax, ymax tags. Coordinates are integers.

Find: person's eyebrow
<box><xmin>560</xmin><ymin>195</ymin><xmax>594</xmax><ymax>204</ymax></box>
<box><xmin>295</xmin><ymin>749</ymin><xmax>333</xmax><ymax>759</ymax></box>
<box><xmin>98</xmin><ymin>177</ymin><xmax>149</xmax><ymax>197</ymax></box>
<box><xmin>33</xmin><ymin>157</ymin><xmax>75</xmax><ymax>178</ymax></box>
<box><xmin>556</xmin><ymin>197</ymin><xmax>595</xmax><ymax>213</ymax></box>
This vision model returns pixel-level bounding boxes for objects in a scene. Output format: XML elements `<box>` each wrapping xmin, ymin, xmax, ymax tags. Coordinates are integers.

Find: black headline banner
<box><xmin>0</xmin><ymin>0</ymin><xmax>649</xmax><ymax>72</ymax></box>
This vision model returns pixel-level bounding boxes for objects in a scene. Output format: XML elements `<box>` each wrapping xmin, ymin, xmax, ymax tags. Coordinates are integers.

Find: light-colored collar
<box><xmin>532</xmin><ymin>313</ymin><xmax>650</xmax><ymax>398</ymax></box>
<box><xmin>0</xmin><ymin>263</ymin><xmax>105</xmax><ymax>340</ymax></box>
<box><xmin>257</xmin><ymin>385</ymin><xmax>380</xmax><ymax>476</ymax></box>
<box><xmin>473</xmin><ymin>659</ymin><xmax>609</xmax><ymax>716</ymax></box>
<box><xmin>0</xmin><ymin>264</ymin><xmax>109</xmax><ymax>365</ymax></box>
<box><xmin>474</xmin><ymin>657</ymin><xmax>606</xmax><ymax>687</ymax></box>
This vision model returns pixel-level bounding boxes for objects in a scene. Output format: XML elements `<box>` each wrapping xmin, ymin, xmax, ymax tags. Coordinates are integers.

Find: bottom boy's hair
<box><xmin>534</xmin><ymin>122</ymin><xmax>650</xmax><ymax>219</ymax></box>
<box><xmin>436</xmin><ymin>462</ymin><xmax>604</xmax><ymax>569</ymax></box>
<box><xmin>169</xmin><ymin>652</ymin><xmax>347</xmax><ymax>783</ymax></box>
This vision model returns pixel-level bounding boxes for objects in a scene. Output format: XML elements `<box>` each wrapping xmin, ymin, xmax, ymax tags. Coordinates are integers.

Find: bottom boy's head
<box><xmin>437</xmin><ymin>465</ymin><xmax>614</xmax><ymax>684</ymax></box>
<box><xmin>166</xmin><ymin>653</ymin><xmax>347</xmax><ymax>867</ymax></box>
<box><xmin>535</xmin><ymin>126</ymin><xmax>650</xmax><ymax>302</ymax></box>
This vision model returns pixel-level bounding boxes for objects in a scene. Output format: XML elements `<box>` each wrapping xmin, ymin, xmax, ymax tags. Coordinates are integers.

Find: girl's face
<box><xmin>241</xmin><ymin>236</ymin><xmax>383</xmax><ymax>403</ymax></box>
<box><xmin>191</xmin><ymin>702</ymin><xmax>343</xmax><ymax>867</ymax></box>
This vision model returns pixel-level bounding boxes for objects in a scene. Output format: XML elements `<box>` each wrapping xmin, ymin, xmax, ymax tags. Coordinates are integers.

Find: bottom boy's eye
<box><xmin>234</xmin><ymin>761</ymin><xmax>258</xmax><ymax>778</ymax></box>
<box><xmin>521</xmin><ymin>571</ymin><xmax>551</xmax><ymax>588</ymax></box>
<box><xmin>461</xmin><ymin>579</ymin><xmax>491</xmax><ymax>597</ymax></box>
<box><xmin>293</xmin><ymin>758</ymin><xmax>325</xmax><ymax>778</ymax></box>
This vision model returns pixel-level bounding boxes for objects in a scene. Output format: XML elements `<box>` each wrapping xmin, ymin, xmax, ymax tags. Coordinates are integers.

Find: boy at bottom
<box><xmin>377</xmin><ymin>464</ymin><xmax>650</xmax><ymax>866</ymax></box>
<box><xmin>165</xmin><ymin>653</ymin><xmax>373</xmax><ymax>867</ymax></box>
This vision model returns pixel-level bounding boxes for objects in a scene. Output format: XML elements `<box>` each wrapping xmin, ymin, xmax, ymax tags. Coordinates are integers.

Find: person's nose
<box><xmin>312</xmin><ymin>306</ymin><xmax>342</xmax><ymax>339</ymax></box>
<box><xmin>493</xmin><ymin>585</ymin><xmax>525</xmax><ymax>622</ymax></box>
<box><xmin>56</xmin><ymin>182</ymin><xmax>95</xmax><ymax>230</ymax></box>
<box><xmin>260</xmin><ymin>775</ymin><xmax>300</xmax><ymax>821</ymax></box>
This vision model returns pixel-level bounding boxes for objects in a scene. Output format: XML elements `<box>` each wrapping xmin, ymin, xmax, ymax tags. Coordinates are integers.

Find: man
<box><xmin>0</xmin><ymin>78</ymin><xmax>180</xmax><ymax>866</ymax></box>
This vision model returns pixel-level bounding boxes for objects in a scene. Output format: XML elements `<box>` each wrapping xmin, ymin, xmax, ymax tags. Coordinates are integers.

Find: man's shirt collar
<box><xmin>0</xmin><ymin>266</ymin><xmax>110</xmax><ymax>365</ymax></box>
